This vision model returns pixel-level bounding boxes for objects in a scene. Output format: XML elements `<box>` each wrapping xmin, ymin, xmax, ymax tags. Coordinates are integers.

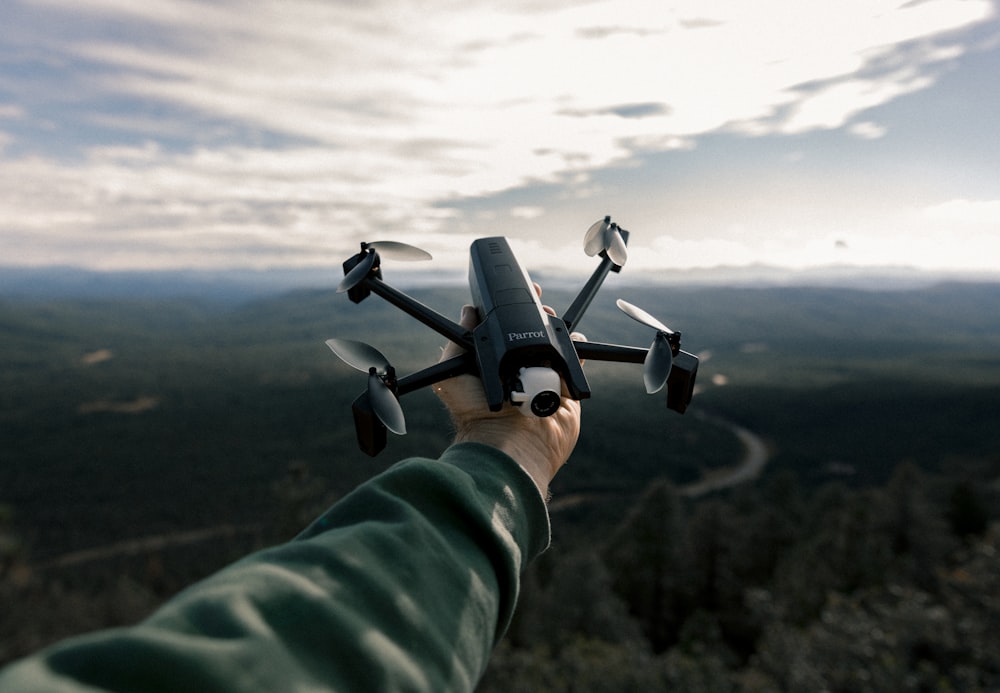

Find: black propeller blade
<box><xmin>616</xmin><ymin>299</ymin><xmax>675</xmax><ymax>394</ymax></box>
<box><xmin>337</xmin><ymin>241</ymin><xmax>432</xmax><ymax>293</ymax></box>
<box><xmin>325</xmin><ymin>338</ymin><xmax>407</xmax><ymax>435</ymax></box>
<box><xmin>584</xmin><ymin>216</ymin><xmax>628</xmax><ymax>267</ymax></box>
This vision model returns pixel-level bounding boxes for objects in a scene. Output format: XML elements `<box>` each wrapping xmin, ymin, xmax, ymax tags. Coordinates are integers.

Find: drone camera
<box><xmin>510</xmin><ymin>367</ymin><xmax>562</xmax><ymax>417</ymax></box>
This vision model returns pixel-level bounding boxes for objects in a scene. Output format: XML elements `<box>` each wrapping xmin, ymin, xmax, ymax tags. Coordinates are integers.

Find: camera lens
<box><xmin>530</xmin><ymin>390</ymin><xmax>561</xmax><ymax>417</ymax></box>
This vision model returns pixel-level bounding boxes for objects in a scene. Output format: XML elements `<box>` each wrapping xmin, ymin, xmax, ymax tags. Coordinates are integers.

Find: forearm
<box><xmin>0</xmin><ymin>443</ymin><xmax>550</xmax><ymax>692</ymax></box>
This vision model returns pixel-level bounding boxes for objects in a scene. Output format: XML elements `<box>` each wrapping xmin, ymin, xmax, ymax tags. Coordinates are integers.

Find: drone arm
<box><xmin>396</xmin><ymin>353</ymin><xmax>478</xmax><ymax>396</ymax></box>
<box><xmin>562</xmin><ymin>256</ymin><xmax>617</xmax><ymax>333</ymax></box>
<box><xmin>365</xmin><ymin>276</ymin><xmax>473</xmax><ymax>349</ymax></box>
<box><xmin>562</xmin><ymin>229</ymin><xmax>629</xmax><ymax>332</ymax></box>
<box><xmin>574</xmin><ymin>339</ymin><xmax>699</xmax><ymax>414</ymax></box>
<box><xmin>571</xmin><ymin>340</ymin><xmax>647</xmax><ymax>364</ymax></box>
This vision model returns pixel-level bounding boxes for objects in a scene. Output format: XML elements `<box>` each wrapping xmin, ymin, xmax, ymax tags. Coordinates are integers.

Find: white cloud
<box><xmin>2</xmin><ymin>0</ymin><xmax>996</xmax><ymax>270</ymax></box>
<box><xmin>848</xmin><ymin>121</ymin><xmax>888</xmax><ymax>140</ymax></box>
<box><xmin>923</xmin><ymin>199</ymin><xmax>1000</xmax><ymax>224</ymax></box>
<box><xmin>46</xmin><ymin>0</ymin><xmax>996</xmax><ymax>152</ymax></box>
<box><xmin>0</xmin><ymin>105</ymin><xmax>25</xmax><ymax>119</ymax></box>
<box><xmin>511</xmin><ymin>206</ymin><xmax>546</xmax><ymax>220</ymax></box>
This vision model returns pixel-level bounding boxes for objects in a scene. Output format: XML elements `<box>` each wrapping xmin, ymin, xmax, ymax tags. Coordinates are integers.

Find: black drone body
<box><xmin>328</xmin><ymin>217</ymin><xmax>699</xmax><ymax>456</ymax></box>
<box><xmin>467</xmin><ymin>237</ymin><xmax>591</xmax><ymax>414</ymax></box>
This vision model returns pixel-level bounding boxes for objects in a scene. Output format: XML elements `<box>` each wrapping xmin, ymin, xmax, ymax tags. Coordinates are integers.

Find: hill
<box><xmin>2</xmin><ymin>278</ymin><xmax>999</xmax><ymax>686</ymax></box>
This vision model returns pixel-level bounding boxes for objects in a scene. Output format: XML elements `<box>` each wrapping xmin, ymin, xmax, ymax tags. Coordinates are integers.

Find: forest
<box><xmin>1</xmin><ymin>276</ymin><xmax>999</xmax><ymax>690</ymax></box>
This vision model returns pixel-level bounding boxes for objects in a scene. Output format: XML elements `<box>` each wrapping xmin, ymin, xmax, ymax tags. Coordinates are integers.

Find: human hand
<box><xmin>434</xmin><ymin>286</ymin><xmax>584</xmax><ymax>500</ymax></box>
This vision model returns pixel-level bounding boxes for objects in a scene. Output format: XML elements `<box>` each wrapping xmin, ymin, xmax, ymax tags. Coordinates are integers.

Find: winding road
<box><xmin>40</xmin><ymin>524</ymin><xmax>263</xmax><ymax>570</ymax></box>
<box><xmin>41</xmin><ymin>416</ymin><xmax>771</xmax><ymax>565</ymax></box>
<box><xmin>550</xmin><ymin>414</ymin><xmax>771</xmax><ymax>512</ymax></box>
<box><xmin>679</xmin><ymin>417</ymin><xmax>770</xmax><ymax>498</ymax></box>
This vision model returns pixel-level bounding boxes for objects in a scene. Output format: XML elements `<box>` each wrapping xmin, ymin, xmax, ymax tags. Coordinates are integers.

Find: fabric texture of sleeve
<box><xmin>0</xmin><ymin>442</ymin><xmax>550</xmax><ymax>692</ymax></box>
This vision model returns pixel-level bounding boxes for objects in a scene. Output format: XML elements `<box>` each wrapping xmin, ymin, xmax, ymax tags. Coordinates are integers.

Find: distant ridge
<box><xmin>0</xmin><ymin>265</ymin><xmax>341</xmax><ymax>303</ymax></box>
<box><xmin>2</xmin><ymin>263</ymin><xmax>997</xmax><ymax>301</ymax></box>
<box><xmin>612</xmin><ymin>263</ymin><xmax>1000</xmax><ymax>290</ymax></box>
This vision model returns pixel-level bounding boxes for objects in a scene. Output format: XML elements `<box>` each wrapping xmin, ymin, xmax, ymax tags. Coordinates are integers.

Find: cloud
<box><xmin>2</xmin><ymin>0</ymin><xmax>996</xmax><ymax>270</ymax></box>
<box><xmin>22</xmin><ymin>0</ymin><xmax>993</xmax><ymax>152</ymax></box>
<box><xmin>923</xmin><ymin>199</ymin><xmax>1000</xmax><ymax>224</ymax></box>
<box><xmin>511</xmin><ymin>206</ymin><xmax>545</xmax><ymax>220</ymax></box>
<box><xmin>0</xmin><ymin>105</ymin><xmax>25</xmax><ymax>119</ymax></box>
<box><xmin>0</xmin><ymin>141</ymin><xmax>464</xmax><ymax>269</ymax></box>
<box><xmin>848</xmin><ymin>121</ymin><xmax>888</xmax><ymax>140</ymax></box>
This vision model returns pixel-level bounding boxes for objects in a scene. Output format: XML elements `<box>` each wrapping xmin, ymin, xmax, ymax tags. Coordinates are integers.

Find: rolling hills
<box><xmin>2</xmin><ymin>275</ymin><xmax>999</xmax><ymax>686</ymax></box>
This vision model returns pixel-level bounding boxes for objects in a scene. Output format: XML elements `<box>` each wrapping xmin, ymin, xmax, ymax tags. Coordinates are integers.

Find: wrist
<box><xmin>452</xmin><ymin>423</ymin><xmax>555</xmax><ymax>500</ymax></box>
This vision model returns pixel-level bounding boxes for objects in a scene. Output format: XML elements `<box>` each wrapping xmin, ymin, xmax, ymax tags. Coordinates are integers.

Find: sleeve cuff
<box><xmin>437</xmin><ymin>442</ymin><xmax>551</xmax><ymax>563</ymax></box>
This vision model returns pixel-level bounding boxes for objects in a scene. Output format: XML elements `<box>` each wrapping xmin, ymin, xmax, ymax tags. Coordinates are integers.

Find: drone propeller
<box><xmin>584</xmin><ymin>216</ymin><xmax>628</xmax><ymax>267</ymax></box>
<box><xmin>325</xmin><ymin>338</ymin><xmax>407</xmax><ymax>435</ymax></box>
<box><xmin>616</xmin><ymin>299</ymin><xmax>676</xmax><ymax>394</ymax></box>
<box><xmin>337</xmin><ymin>241</ymin><xmax>432</xmax><ymax>293</ymax></box>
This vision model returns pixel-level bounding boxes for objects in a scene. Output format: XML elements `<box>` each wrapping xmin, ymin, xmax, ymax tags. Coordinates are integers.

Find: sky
<box><xmin>1</xmin><ymin>0</ymin><xmax>999</xmax><ymax>278</ymax></box>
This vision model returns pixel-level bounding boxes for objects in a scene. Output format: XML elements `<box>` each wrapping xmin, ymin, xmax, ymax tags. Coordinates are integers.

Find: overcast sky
<box><xmin>2</xmin><ymin>0</ymin><xmax>998</xmax><ymax>277</ymax></box>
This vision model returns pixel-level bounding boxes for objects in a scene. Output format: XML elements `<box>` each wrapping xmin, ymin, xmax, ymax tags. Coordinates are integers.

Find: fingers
<box><xmin>440</xmin><ymin>305</ymin><xmax>478</xmax><ymax>362</ymax></box>
<box><xmin>458</xmin><ymin>304</ymin><xmax>478</xmax><ymax>329</ymax></box>
<box><xmin>571</xmin><ymin>331</ymin><xmax>587</xmax><ymax>366</ymax></box>
<box><xmin>533</xmin><ymin>282</ymin><xmax>556</xmax><ymax>318</ymax></box>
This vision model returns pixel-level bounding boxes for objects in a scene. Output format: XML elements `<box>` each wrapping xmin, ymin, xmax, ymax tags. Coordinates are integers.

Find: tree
<box><xmin>945</xmin><ymin>480</ymin><xmax>989</xmax><ymax>539</ymax></box>
<box><xmin>542</xmin><ymin>550</ymin><xmax>644</xmax><ymax>647</ymax></box>
<box><xmin>602</xmin><ymin>480</ymin><xmax>691</xmax><ymax>651</ymax></box>
<box><xmin>882</xmin><ymin>462</ymin><xmax>954</xmax><ymax>592</ymax></box>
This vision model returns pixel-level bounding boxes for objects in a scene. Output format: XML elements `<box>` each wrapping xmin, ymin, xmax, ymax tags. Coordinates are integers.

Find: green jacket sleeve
<box><xmin>0</xmin><ymin>442</ymin><xmax>551</xmax><ymax>692</ymax></box>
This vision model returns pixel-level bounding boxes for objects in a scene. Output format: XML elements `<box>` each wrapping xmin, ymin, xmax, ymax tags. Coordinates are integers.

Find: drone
<box><xmin>327</xmin><ymin>216</ymin><xmax>699</xmax><ymax>456</ymax></box>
